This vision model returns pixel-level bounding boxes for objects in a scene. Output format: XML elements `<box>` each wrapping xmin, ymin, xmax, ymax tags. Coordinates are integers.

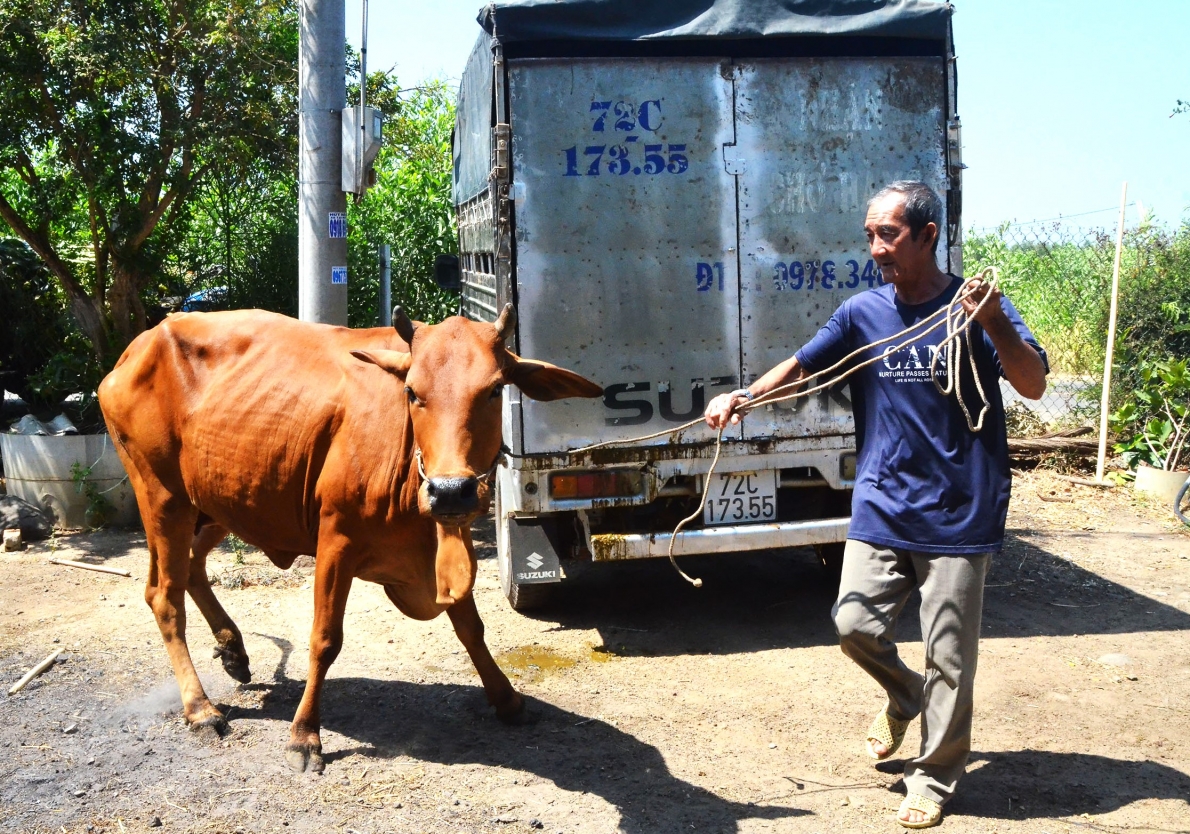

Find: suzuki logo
<box><xmin>525</xmin><ymin>552</ymin><xmax>545</xmax><ymax>570</ymax></box>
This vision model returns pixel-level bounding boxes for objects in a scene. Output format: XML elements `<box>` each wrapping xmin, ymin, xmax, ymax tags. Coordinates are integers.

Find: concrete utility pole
<box><xmin>379</xmin><ymin>244</ymin><xmax>392</xmax><ymax>327</ymax></box>
<box><xmin>298</xmin><ymin>0</ymin><xmax>348</xmax><ymax>325</ymax></box>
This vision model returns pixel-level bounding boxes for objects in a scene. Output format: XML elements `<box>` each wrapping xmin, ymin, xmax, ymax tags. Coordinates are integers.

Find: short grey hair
<box><xmin>868</xmin><ymin>181</ymin><xmax>944</xmax><ymax>252</ymax></box>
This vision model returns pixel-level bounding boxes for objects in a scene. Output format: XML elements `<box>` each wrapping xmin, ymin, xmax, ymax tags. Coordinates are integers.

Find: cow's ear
<box><xmin>351</xmin><ymin>349</ymin><xmax>412</xmax><ymax>378</ymax></box>
<box><xmin>506</xmin><ymin>354</ymin><xmax>603</xmax><ymax>401</ymax></box>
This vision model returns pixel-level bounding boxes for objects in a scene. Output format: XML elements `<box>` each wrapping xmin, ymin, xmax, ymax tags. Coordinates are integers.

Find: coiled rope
<box><xmin>517</xmin><ymin>269</ymin><xmax>1003</xmax><ymax>587</ymax></box>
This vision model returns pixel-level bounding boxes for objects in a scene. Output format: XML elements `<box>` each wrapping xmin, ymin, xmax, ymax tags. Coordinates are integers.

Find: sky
<box><xmin>347</xmin><ymin>0</ymin><xmax>1190</xmax><ymax>232</ymax></box>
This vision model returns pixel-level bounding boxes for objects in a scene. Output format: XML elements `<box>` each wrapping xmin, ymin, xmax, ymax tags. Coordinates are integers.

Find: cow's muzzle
<box><xmin>425</xmin><ymin>476</ymin><xmax>480</xmax><ymax>523</ymax></box>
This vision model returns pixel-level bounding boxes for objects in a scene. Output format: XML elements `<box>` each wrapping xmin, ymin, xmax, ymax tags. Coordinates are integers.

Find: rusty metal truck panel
<box><xmin>733</xmin><ymin>57</ymin><xmax>948</xmax><ymax>440</ymax></box>
<box><xmin>509</xmin><ymin>58</ymin><xmax>742</xmax><ymax>454</ymax></box>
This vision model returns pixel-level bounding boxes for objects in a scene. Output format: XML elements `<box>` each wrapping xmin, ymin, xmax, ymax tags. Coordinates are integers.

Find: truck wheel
<box><xmin>815</xmin><ymin>542</ymin><xmax>845</xmax><ymax>588</ymax></box>
<box><xmin>495</xmin><ymin>484</ymin><xmax>556</xmax><ymax>611</ymax></box>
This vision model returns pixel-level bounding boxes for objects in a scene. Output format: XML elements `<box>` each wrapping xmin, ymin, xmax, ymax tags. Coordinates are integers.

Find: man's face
<box><xmin>863</xmin><ymin>192</ymin><xmax>937</xmax><ymax>286</ymax></box>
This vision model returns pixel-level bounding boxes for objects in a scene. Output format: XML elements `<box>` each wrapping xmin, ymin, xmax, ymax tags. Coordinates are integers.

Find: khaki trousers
<box><xmin>832</xmin><ymin>539</ymin><xmax>992</xmax><ymax>804</ymax></box>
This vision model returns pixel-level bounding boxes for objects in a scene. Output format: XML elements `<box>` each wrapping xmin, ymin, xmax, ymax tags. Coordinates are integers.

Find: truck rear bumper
<box><xmin>588</xmin><ymin>517</ymin><xmax>850</xmax><ymax>561</ymax></box>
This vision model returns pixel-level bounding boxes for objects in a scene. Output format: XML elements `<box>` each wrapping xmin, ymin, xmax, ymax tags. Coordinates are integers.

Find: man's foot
<box><xmin>866</xmin><ymin>708</ymin><xmax>911</xmax><ymax>760</ymax></box>
<box><xmin>897</xmin><ymin>793</ymin><xmax>942</xmax><ymax>829</ymax></box>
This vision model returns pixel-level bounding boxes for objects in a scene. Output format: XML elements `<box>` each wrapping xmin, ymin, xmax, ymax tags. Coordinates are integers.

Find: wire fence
<box><xmin>967</xmin><ymin>213</ymin><xmax>1190</xmax><ymax>444</ymax></box>
<box><xmin>966</xmin><ymin>219</ymin><xmax>1138</xmax><ymax>437</ymax></box>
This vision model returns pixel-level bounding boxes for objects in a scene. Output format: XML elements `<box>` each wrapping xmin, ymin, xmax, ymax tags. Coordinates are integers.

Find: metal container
<box><xmin>0</xmin><ymin>433</ymin><xmax>138</xmax><ymax>529</ymax></box>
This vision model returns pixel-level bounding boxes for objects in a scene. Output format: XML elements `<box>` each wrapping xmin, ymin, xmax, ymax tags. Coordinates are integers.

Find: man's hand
<box><xmin>704</xmin><ymin>391</ymin><xmax>749</xmax><ymax>429</ymax></box>
<box><xmin>961</xmin><ymin>278</ymin><xmax>1048</xmax><ymax>400</ymax></box>
<box><xmin>959</xmin><ymin>278</ymin><xmax>1007</xmax><ymax>327</ymax></box>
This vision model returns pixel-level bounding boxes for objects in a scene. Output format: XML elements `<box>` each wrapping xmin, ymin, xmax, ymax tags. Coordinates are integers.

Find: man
<box><xmin>705</xmin><ymin>181</ymin><xmax>1047</xmax><ymax>828</ymax></box>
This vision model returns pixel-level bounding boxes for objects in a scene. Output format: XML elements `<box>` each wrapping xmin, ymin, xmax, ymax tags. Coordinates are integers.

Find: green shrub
<box><xmin>1110</xmin><ymin>357</ymin><xmax>1190</xmax><ymax>471</ymax></box>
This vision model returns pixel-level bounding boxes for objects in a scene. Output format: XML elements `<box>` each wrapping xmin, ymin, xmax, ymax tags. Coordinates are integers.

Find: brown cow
<box><xmin>98</xmin><ymin>305</ymin><xmax>601</xmax><ymax>772</ymax></box>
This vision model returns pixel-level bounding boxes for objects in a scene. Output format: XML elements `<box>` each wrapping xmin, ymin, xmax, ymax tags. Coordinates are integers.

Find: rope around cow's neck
<box><xmin>510</xmin><ymin>268</ymin><xmax>1002</xmax><ymax>588</ymax></box>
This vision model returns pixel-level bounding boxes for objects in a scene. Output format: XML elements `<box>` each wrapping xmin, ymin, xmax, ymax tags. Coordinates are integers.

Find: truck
<box><xmin>442</xmin><ymin>0</ymin><xmax>963</xmax><ymax>609</ymax></box>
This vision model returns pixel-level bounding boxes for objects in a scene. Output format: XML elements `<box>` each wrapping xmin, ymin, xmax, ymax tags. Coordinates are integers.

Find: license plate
<box><xmin>702</xmin><ymin>470</ymin><xmax>778</xmax><ymax>526</ymax></box>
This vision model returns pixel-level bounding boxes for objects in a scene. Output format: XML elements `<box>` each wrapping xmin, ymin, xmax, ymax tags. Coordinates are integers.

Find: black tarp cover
<box><xmin>479</xmin><ymin>0</ymin><xmax>952</xmax><ymax>44</ymax></box>
<box><xmin>453</xmin><ymin>30</ymin><xmax>495</xmax><ymax>203</ymax></box>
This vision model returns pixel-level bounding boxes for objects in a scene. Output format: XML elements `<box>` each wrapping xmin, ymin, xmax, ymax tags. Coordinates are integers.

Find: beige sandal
<box><xmin>898</xmin><ymin>793</ymin><xmax>943</xmax><ymax>828</ymax></box>
<box><xmin>865</xmin><ymin>708</ymin><xmax>911</xmax><ymax>760</ymax></box>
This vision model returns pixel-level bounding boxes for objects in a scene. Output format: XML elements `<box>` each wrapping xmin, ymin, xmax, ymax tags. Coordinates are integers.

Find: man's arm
<box><xmin>704</xmin><ymin>354</ymin><xmax>808</xmax><ymax>429</ymax></box>
<box><xmin>962</xmin><ymin>280</ymin><xmax>1047</xmax><ymax>400</ymax></box>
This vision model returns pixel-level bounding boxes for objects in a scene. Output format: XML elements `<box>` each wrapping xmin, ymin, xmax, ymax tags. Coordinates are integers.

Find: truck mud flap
<box><xmin>509</xmin><ymin>517</ymin><xmax>566</xmax><ymax>584</ymax></box>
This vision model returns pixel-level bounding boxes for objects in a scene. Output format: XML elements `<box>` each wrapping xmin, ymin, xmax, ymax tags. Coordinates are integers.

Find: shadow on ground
<box><xmin>481</xmin><ymin>522</ymin><xmax>1190</xmax><ymax>659</ymax></box>
<box><xmin>954</xmin><ymin>749</ymin><xmax>1190</xmax><ymax>822</ymax></box>
<box><xmin>238</xmin><ymin>634</ymin><xmax>807</xmax><ymax>834</ymax></box>
<box><xmin>36</xmin><ymin>526</ymin><xmax>148</xmax><ymax>563</ymax></box>
<box><xmin>230</xmin><ymin>635</ymin><xmax>1190</xmax><ymax>833</ymax></box>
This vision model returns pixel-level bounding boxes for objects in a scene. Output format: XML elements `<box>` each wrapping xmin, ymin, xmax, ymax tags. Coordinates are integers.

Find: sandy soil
<box><xmin>1</xmin><ymin>470</ymin><xmax>1188</xmax><ymax>834</ymax></box>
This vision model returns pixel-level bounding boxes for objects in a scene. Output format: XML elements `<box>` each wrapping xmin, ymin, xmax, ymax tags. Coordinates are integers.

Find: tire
<box><xmin>495</xmin><ymin>482</ymin><xmax>557</xmax><ymax>611</ymax></box>
<box><xmin>815</xmin><ymin>541</ymin><xmax>846</xmax><ymax>587</ymax></box>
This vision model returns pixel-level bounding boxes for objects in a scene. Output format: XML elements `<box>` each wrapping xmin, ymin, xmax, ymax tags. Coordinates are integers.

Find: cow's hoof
<box><xmin>285</xmin><ymin>742</ymin><xmax>325</xmax><ymax>773</ymax></box>
<box><xmin>189</xmin><ymin>713</ymin><xmax>229</xmax><ymax>739</ymax></box>
<box><xmin>212</xmin><ymin>645</ymin><xmax>252</xmax><ymax>684</ymax></box>
<box><xmin>496</xmin><ymin>695</ymin><xmax>535</xmax><ymax>726</ymax></box>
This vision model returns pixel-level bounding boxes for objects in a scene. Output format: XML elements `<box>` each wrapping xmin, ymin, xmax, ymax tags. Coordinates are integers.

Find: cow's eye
<box><xmin>405</xmin><ymin>386</ymin><xmax>419</xmax><ymax>405</ymax></box>
<box><xmin>491</xmin><ymin>384</ymin><xmax>504</xmax><ymax>400</ymax></box>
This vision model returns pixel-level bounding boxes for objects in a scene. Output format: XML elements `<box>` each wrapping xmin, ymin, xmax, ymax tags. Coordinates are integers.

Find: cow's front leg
<box><xmin>447</xmin><ymin>594</ymin><xmax>527</xmax><ymax>723</ymax></box>
<box><xmin>141</xmin><ymin>498</ymin><xmax>227</xmax><ymax>735</ymax></box>
<box><xmin>286</xmin><ymin>547</ymin><xmax>354</xmax><ymax>773</ymax></box>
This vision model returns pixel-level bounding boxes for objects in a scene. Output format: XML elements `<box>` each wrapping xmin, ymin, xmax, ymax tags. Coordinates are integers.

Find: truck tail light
<box><xmin>549</xmin><ymin>470</ymin><xmax>643</xmax><ymax>500</ymax></box>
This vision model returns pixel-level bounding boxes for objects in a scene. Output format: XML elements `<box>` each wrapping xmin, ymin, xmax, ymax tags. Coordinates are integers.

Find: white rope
<box><xmin>562</xmin><ymin>269</ymin><xmax>1004</xmax><ymax>587</ymax></box>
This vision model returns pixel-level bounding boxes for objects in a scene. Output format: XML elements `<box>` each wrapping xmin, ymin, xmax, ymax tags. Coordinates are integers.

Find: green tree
<box><xmin>0</xmin><ymin>238</ymin><xmax>69</xmax><ymax>401</ymax></box>
<box><xmin>0</xmin><ymin>0</ymin><xmax>297</xmax><ymax>364</ymax></box>
<box><xmin>346</xmin><ymin>74</ymin><xmax>458</xmax><ymax>327</ymax></box>
<box><xmin>165</xmin><ymin>160</ymin><xmax>299</xmax><ymax>317</ymax></box>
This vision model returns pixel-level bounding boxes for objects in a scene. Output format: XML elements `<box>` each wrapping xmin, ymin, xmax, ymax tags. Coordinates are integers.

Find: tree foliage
<box><xmin>345</xmin><ymin>75</ymin><xmax>458</xmax><ymax>327</ymax></box>
<box><xmin>0</xmin><ymin>238</ymin><xmax>69</xmax><ymax>401</ymax></box>
<box><xmin>172</xmin><ymin>67</ymin><xmax>459</xmax><ymax>330</ymax></box>
<box><xmin>0</xmin><ymin>0</ymin><xmax>297</xmax><ymax>363</ymax></box>
<box><xmin>165</xmin><ymin>161</ymin><xmax>299</xmax><ymax>317</ymax></box>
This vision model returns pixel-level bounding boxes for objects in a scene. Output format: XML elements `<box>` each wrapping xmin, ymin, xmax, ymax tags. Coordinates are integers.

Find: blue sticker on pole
<box><xmin>331</xmin><ymin>266</ymin><xmax>348</xmax><ymax>285</ymax></box>
<box><xmin>328</xmin><ymin>212</ymin><xmax>347</xmax><ymax>239</ymax></box>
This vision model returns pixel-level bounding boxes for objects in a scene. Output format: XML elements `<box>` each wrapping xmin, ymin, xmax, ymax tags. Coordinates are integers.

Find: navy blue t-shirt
<box><xmin>794</xmin><ymin>276</ymin><xmax>1047</xmax><ymax>554</ymax></box>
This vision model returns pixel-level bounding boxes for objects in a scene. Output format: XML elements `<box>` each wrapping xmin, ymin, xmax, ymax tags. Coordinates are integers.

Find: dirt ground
<box><xmin>2</xmin><ymin>469</ymin><xmax>1188</xmax><ymax>834</ymax></box>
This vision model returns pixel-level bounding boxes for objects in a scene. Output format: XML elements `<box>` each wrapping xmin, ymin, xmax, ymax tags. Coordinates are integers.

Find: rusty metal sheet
<box><xmin>733</xmin><ymin>58</ymin><xmax>948</xmax><ymax>440</ymax></box>
<box><xmin>508</xmin><ymin>58</ymin><xmax>741</xmax><ymax>454</ymax></box>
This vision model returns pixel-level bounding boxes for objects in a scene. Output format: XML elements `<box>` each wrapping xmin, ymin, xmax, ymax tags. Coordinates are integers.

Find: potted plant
<box><xmin>1111</xmin><ymin>358</ymin><xmax>1190</xmax><ymax>506</ymax></box>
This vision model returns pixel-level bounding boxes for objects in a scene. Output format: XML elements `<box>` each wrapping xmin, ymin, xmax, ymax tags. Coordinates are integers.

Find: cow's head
<box><xmin>351</xmin><ymin>304</ymin><xmax>601</xmax><ymax>605</ymax></box>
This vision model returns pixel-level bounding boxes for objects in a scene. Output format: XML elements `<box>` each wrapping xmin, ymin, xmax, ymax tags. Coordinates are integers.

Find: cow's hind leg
<box><xmin>187</xmin><ymin>522</ymin><xmax>252</xmax><ymax>683</ymax></box>
<box><xmin>447</xmin><ymin>595</ymin><xmax>526</xmax><ymax>723</ymax></box>
<box><xmin>144</xmin><ymin>499</ymin><xmax>227</xmax><ymax>735</ymax></box>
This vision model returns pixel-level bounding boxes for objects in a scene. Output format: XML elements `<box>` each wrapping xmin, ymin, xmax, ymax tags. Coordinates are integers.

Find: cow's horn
<box><xmin>494</xmin><ymin>303</ymin><xmax>516</xmax><ymax>340</ymax></box>
<box><xmin>393</xmin><ymin>306</ymin><xmax>417</xmax><ymax>344</ymax></box>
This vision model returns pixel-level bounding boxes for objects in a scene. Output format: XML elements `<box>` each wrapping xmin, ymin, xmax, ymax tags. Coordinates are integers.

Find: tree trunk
<box><xmin>66</xmin><ymin>291</ymin><xmax>112</xmax><ymax>366</ymax></box>
<box><xmin>107</xmin><ymin>265</ymin><xmax>148</xmax><ymax>350</ymax></box>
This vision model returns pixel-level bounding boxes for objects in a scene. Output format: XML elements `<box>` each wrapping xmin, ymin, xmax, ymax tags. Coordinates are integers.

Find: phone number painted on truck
<box><xmin>695</xmin><ymin>259</ymin><xmax>885</xmax><ymax>292</ymax></box>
